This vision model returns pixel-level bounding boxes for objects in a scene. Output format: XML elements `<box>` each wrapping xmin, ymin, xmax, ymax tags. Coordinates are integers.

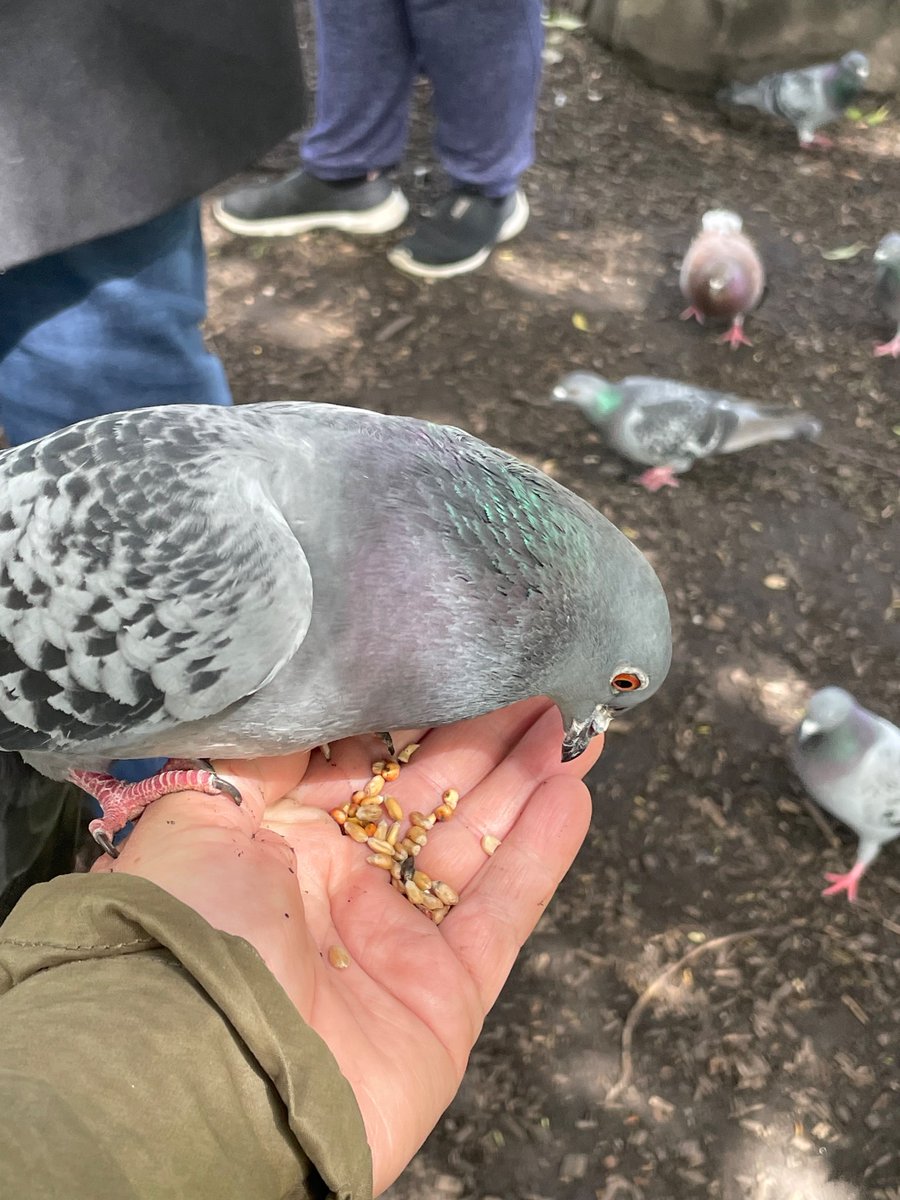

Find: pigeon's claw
<box><xmin>679</xmin><ymin>305</ymin><xmax>706</xmax><ymax>325</ymax></box>
<box><xmin>635</xmin><ymin>466</ymin><xmax>680</xmax><ymax>493</ymax></box>
<box><xmin>717</xmin><ymin>317</ymin><xmax>753</xmax><ymax>350</ymax></box>
<box><xmin>72</xmin><ymin>761</ymin><xmax>245</xmax><ymax>856</ymax></box>
<box><xmin>821</xmin><ymin>861</ymin><xmax>867</xmax><ymax>903</ymax></box>
<box><xmin>799</xmin><ymin>133</ymin><xmax>834</xmax><ymax>150</ymax></box>
<box><xmin>873</xmin><ymin>333</ymin><xmax>900</xmax><ymax>358</ymax></box>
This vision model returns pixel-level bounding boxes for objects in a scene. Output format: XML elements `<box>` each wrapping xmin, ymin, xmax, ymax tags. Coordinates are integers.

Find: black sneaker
<box><xmin>212</xmin><ymin>168</ymin><xmax>409</xmax><ymax>237</ymax></box>
<box><xmin>387</xmin><ymin>188</ymin><xmax>529</xmax><ymax>279</ymax></box>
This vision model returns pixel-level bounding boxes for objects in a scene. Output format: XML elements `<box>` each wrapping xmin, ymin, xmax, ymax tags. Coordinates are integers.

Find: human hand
<box><xmin>93</xmin><ymin>698</ymin><xmax>603</xmax><ymax>1194</ymax></box>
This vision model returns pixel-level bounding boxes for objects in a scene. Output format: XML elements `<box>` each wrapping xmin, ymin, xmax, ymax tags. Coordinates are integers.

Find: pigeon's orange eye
<box><xmin>611</xmin><ymin>670</ymin><xmax>645</xmax><ymax>692</ymax></box>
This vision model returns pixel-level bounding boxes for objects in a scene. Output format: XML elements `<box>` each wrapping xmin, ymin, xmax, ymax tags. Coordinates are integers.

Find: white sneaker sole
<box><xmin>211</xmin><ymin>188</ymin><xmax>409</xmax><ymax>238</ymax></box>
<box><xmin>386</xmin><ymin>190</ymin><xmax>530</xmax><ymax>280</ymax></box>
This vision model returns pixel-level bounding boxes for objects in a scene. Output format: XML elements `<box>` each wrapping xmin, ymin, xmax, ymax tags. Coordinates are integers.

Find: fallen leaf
<box><xmin>572</xmin><ymin>312</ymin><xmax>589</xmax><ymax>332</ymax></box>
<box><xmin>864</xmin><ymin>105</ymin><xmax>890</xmax><ymax>127</ymax></box>
<box><xmin>819</xmin><ymin>242</ymin><xmax>867</xmax><ymax>261</ymax></box>
<box><xmin>845</xmin><ymin>106</ymin><xmax>863</xmax><ymax>121</ymax></box>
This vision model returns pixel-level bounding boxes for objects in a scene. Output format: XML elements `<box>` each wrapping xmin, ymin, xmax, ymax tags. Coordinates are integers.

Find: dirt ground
<box><xmin>203</xmin><ymin>20</ymin><xmax>900</xmax><ymax>1200</ymax></box>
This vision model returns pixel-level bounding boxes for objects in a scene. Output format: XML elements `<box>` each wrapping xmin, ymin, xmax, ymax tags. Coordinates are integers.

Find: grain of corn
<box><xmin>364</xmin><ymin>822</ymin><xmax>377</xmax><ymax>836</ymax></box>
<box><xmin>385</xmin><ymin>796</ymin><xmax>404</xmax><ymax>822</ymax></box>
<box><xmin>441</xmin><ymin>788</ymin><xmax>459</xmax><ymax>809</ymax></box>
<box><xmin>434</xmin><ymin>804</ymin><xmax>454</xmax><ymax>821</ymax></box>
<box><xmin>363</xmin><ymin>775</ymin><xmax>385</xmax><ymax>798</ymax></box>
<box><xmin>328</xmin><ymin>945</ymin><xmax>351</xmax><ymax>970</ymax></box>
<box><xmin>406</xmin><ymin>826</ymin><xmax>428</xmax><ymax>846</ymax></box>
<box><xmin>432</xmin><ymin>880</ymin><xmax>460</xmax><ymax>906</ymax></box>
<box><xmin>345</xmin><ymin>821</ymin><xmax>369</xmax><ymax>843</ymax></box>
<box><xmin>409</xmin><ymin>811</ymin><xmax>436</xmax><ymax>829</ymax></box>
<box><xmin>397</xmin><ymin>742</ymin><xmax>420</xmax><ymax>763</ymax></box>
<box><xmin>386</xmin><ymin>821</ymin><xmax>402</xmax><ymax>847</ymax></box>
<box><xmin>412</xmin><ymin>870</ymin><xmax>432</xmax><ymax>892</ymax></box>
<box><xmin>381</xmin><ymin>760</ymin><xmax>401</xmax><ymax>782</ymax></box>
<box><xmin>366</xmin><ymin>853</ymin><xmax>394</xmax><ymax>870</ymax></box>
<box><xmin>329</xmin><ymin>807</ymin><xmax>348</xmax><ymax>825</ymax></box>
<box><xmin>481</xmin><ymin>834</ymin><xmax>501</xmax><ymax>856</ymax></box>
<box><xmin>404</xmin><ymin>880</ymin><xmax>425</xmax><ymax>905</ymax></box>
<box><xmin>367</xmin><ymin>836</ymin><xmax>395</xmax><ymax>856</ymax></box>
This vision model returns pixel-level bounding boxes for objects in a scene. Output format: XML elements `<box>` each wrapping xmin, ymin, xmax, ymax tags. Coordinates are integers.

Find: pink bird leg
<box><xmin>821</xmin><ymin>860</ymin><xmax>867</xmax><ymax>903</ymax></box>
<box><xmin>799</xmin><ymin>133</ymin><xmax>834</xmax><ymax>150</ymax></box>
<box><xmin>635</xmin><ymin>466</ymin><xmax>680</xmax><ymax>492</ymax></box>
<box><xmin>717</xmin><ymin>315</ymin><xmax>752</xmax><ymax>350</ymax></box>
<box><xmin>680</xmin><ymin>305</ymin><xmax>705</xmax><ymax>324</ymax></box>
<box><xmin>873</xmin><ymin>332</ymin><xmax>900</xmax><ymax>358</ymax></box>
<box><xmin>70</xmin><ymin>759</ymin><xmax>242</xmax><ymax>857</ymax></box>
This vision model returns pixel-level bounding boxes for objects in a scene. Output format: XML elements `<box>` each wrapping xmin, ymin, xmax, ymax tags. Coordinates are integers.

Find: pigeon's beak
<box><xmin>874</xmin><ymin>248</ymin><xmax>887</xmax><ymax>263</ymax></box>
<box><xmin>797</xmin><ymin>717</ymin><xmax>821</xmax><ymax>745</ymax></box>
<box><xmin>561</xmin><ymin>704</ymin><xmax>615</xmax><ymax>762</ymax></box>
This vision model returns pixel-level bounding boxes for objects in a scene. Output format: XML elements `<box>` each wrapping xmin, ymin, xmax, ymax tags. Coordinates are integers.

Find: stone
<box><xmin>576</xmin><ymin>0</ymin><xmax>900</xmax><ymax>93</ymax></box>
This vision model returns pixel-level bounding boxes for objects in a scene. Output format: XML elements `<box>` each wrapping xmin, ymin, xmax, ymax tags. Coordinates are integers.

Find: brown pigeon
<box><xmin>679</xmin><ymin>209</ymin><xmax>765</xmax><ymax>349</ymax></box>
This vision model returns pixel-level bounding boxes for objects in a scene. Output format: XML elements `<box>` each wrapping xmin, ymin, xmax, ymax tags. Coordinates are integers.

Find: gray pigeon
<box><xmin>552</xmin><ymin>372</ymin><xmax>821</xmax><ymax>492</ymax></box>
<box><xmin>0</xmin><ymin>402</ymin><xmax>671</xmax><ymax>853</ymax></box>
<box><xmin>874</xmin><ymin>232</ymin><xmax>900</xmax><ymax>358</ymax></box>
<box><xmin>793</xmin><ymin>687</ymin><xmax>900</xmax><ymax>901</ymax></box>
<box><xmin>679</xmin><ymin>210</ymin><xmax>765</xmax><ymax>349</ymax></box>
<box><xmin>717</xmin><ymin>50</ymin><xmax>869</xmax><ymax>148</ymax></box>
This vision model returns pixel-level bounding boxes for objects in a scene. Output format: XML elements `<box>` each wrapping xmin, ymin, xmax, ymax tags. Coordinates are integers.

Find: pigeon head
<box><xmin>797</xmin><ymin>686</ymin><xmax>856</xmax><ymax>746</ymax></box>
<box><xmin>552</xmin><ymin>373</ymin><xmax>622</xmax><ymax>424</ymax></box>
<box><xmin>874</xmin><ymin>232</ymin><xmax>900</xmax><ymax>268</ymax></box>
<box><xmin>553</xmin><ymin>541</ymin><xmax>672</xmax><ymax>761</ymax></box>
<box><xmin>700</xmin><ymin>209</ymin><xmax>743</xmax><ymax>236</ymax></box>
<box><xmin>830</xmin><ymin>51</ymin><xmax>869</xmax><ymax>106</ymax></box>
<box><xmin>838</xmin><ymin>51</ymin><xmax>870</xmax><ymax>83</ymax></box>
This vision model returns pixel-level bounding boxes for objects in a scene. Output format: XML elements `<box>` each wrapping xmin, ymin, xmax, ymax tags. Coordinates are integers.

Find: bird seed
<box><xmin>397</xmin><ymin>743</ymin><xmax>420</xmax><ymax>763</ymax></box>
<box><xmin>328</xmin><ymin>945</ymin><xmax>351</xmax><ymax>970</ymax></box>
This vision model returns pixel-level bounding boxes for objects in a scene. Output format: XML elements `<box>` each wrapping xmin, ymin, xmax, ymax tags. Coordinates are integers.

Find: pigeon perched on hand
<box><xmin>680</xmin><ymin>210</ymin><xmax>765</xmax><ymax>350</ymax></box>
<box><xmin>551</xmin><ymin>372</ymin><xmax>821</xmax><ymax>492</ymax></box>
<box><xmin>717</xmin><ymin>50</ymin><xmax>869</xmax><ymax>149</ymax></box>
<box><xmin>792</xmin><ymin>687</ymin><xmax>900</xmax><ymax>902</ymax></box>
<box><xmin>0</xmin><ymin>402</ymin><xmax>672</xmax><ymax>854</ymax></box>
<box><xmin>873</xmin><ymin>232</ymin><xmax>900</xmax><ymax>358</ymax></box>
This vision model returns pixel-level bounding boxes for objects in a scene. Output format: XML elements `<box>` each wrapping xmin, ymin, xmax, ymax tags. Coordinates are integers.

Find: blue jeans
<box><xmin>302</xmin><ymin>0</ymin><xmax>543</xmax><ymax>197</ymax></box>
<box><xmin>0</xmin><ymin>202</ymin><xmax>231</xmax><ymax>446</ymax></box>
<box><xmin>0</xmin><ymin>201</ymin><xmax>231</xmax><ymax>785</ymax></box>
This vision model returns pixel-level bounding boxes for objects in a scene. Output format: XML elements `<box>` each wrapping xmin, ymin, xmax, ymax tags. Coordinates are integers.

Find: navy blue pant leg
<box><xmin>301</xmin><ymin>0</ymin><xmax>543</xmax><ymax>197</ymax></box>
<box><xmin>0</xmin><ymin>201</ymin><xmax>231</xmax><ymax>447</ymax></box>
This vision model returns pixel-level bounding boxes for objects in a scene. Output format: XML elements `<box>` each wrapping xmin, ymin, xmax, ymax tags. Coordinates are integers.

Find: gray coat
<box><xmin>0</xmin><ymin>2</ymin><xmax>306</xmax><ymax>270</ymax></box>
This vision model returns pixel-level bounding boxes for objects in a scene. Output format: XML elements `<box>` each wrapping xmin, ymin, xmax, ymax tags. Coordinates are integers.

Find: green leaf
<box><xmin>542</xmin><ymin>10</ymin><xmax>585</xmax><ymax>30</ymax></box>
<box><xmin>572</xmin><ymin>312</ymin><xmax>589</xmax><ymax>332</ymax></box>
<box><xmin>864</xmin><ymin>105</ymin><xmax>890</xmax><ymax>127</ymax></box>
<box><xmin>845</xmin><ymin>106</ymin><xmax>863</xmax><ymax>120</ymax></box>
<box><xmin>819</xmin><ymin>242</ymin><xmax>867</xmax><ymax>261</ymax></box>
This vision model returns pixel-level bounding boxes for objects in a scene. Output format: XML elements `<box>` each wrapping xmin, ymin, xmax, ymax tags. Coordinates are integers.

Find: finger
<box><xmin>441</xmin><ymin>774</ymin><xmax>592</xmax><ymax>1010</ymax></box>
<box><xmin>413</xmin><ymin>704</ymin><xmax>603</xmax><ymax>893</ymax></box>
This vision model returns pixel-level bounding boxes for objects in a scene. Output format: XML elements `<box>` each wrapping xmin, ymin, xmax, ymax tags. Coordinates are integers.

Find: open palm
<box><xmin>95</xmin><ymin>698</ymin><xmax>602</xmax><ymax>1194</ymax></box>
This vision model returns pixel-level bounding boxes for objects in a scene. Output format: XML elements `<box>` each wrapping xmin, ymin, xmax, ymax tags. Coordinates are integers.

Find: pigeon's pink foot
<box><xmin>71</xmin><ymin>760</ymin><xmax>242</xmax><ymax>857</ymax></box>
<box><xmin>873</xmin><ymin>333</ymin><xmax>900</xmax><ymax>358</ymax></box>
<box><xmin>680</xmin><ymin>305</ymin><xmax>705</xmax><ymax>325</ymax></box>
<box><xmin>717</xmin><ymin>318</ymin><xmax>753</xmax><ymax>350</ymax></box>
<box><xmin>635</xmin><ymin>466</ymin><xmax>681</xmax><ymax>492</ymax></box>
<box><xmin>822</xmin><ymin>860</ymin><xmax>867</xmax><ymax>903</ymax></box>
<box><xmin>799</xmin><ymin>133</ymin><xmax>834</xmax><ymax>150</ymax></box>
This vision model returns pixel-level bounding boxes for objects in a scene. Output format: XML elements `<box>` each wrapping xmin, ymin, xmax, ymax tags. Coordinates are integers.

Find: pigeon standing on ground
<box><xmin>792</xmin><ymin>687</ymin><xmax>900</xmax><ymax>902</ymax></box>
<box><xmin>716</xmin><ymin>50</ymin><xmax>870</xmax><ymax>149</ymax></box>
<box><xmin>0</xmin><ymin>402</ymin><xmax>672</xmax><ymax>854</ymax></box>
<box><xmin>873</xmin><ymin>232</ymin><xmax>900</xmax><ymax>358</ymax></box>
<box><xmin>679</xmin><ymin>210</ymin><xmax>765</xmax><ymax>350</ymax></box>
<box><xmin>551</xmin><ymin>372</ymin><xmax>822</xmax><ymax>492</ymax></box>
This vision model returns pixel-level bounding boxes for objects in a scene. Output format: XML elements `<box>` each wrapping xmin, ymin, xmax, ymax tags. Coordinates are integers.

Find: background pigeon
<box><xmin>874</xmin><ymin>232</ymin><xmax>900</xmax><ymax>358</ymax></box>
<box><xmin>717</xmin><ymin>50</ymin><xmax>869</xmax><ymax>149</ymax></box>
<box><xmin>0</xmin><ymin>402</ymin><xmax>672</xmax><ymax>853</ymax></box>
<box><xmin>792</xmin><ymin>686</ymin><xmax>900</xmax><ymax>901</ymax></box>
<box><xmin>551</xmin><ymin>372</ymin><xmax>822</xmax><ymax>492</ymax></box>
<box><xmin>679</xmin><ymin>210</ymin><xmax>765</xmax><ymax>349</ymax></box>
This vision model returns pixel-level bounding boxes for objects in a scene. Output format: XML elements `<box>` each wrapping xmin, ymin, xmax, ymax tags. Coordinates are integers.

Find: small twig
<box><xmin>374</xmin><ymin>314</ymin><xmax>415</xmax><ymax>343</ymax></box>
<box><xmin>800</xmin><ymin>795</ymin><xmax>841</xmax><ymax>849</ymax></box>
<box><xmin>606</xmin><ymin>924</ymin><xmax>792</xmax><ymax>1105</ymax></box>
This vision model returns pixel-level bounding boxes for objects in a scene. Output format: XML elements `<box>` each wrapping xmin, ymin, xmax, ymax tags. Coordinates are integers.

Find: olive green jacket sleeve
<box><xmin>0</xmin><ymin>874</ymin><xmax>373</xmax><ymax>1200</ymax></box>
